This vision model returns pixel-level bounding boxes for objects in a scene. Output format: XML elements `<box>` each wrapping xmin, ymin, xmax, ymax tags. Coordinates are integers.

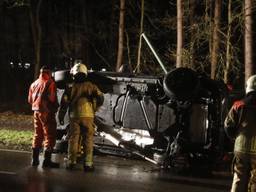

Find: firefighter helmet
<box><xmin>70</xmin><ymin>63</ymin><xmax>88</xmax><ymax>76</ymax></box>
<box><xmin>246</xmin><ymin>75</ymin><xmax>256</xmax><ymax>94</ymax></box>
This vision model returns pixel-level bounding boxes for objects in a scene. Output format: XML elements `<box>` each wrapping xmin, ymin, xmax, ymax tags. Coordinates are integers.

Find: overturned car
<box><xmin>53</xmin><ymin>66</ymin><xmax>230</xmax><ymax>173</ymax></box>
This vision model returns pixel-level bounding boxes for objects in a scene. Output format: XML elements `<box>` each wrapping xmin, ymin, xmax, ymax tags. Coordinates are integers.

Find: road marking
<box><xmin>0</xmin><ymin>149</ymin><xmax>30</xmax><ymax>154</ymax></box>
<box><xmin>0</xmin><ymin>171</ymin><xmax>16</xmax><ymax>175</ymax></box>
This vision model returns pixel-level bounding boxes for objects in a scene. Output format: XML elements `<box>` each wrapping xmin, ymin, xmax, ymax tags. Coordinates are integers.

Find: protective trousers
<box><xmin>32</xmin><ymin>111</ymin><xmax>56</xmax><ymax>150</ymax></box>
<box><xmin>231</xmin><ymin>153</ymin><xmax>256</xmax><ymax>192</ymax></box>
<box><xmin>68</xmin><ymin>117</ymin><xmax>95</xmax><ymax>166</ymax></box>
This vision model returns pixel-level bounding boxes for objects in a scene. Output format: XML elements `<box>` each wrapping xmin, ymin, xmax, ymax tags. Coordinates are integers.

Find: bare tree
<box><xmin>81</xmin><ymin>1</ymin><xmax>90</xmax><ymax>66</ymax></box>
<box><xmin>210</xmin><ymin>0</ymin><xmax>221</xmax><ymax>79</ymax></box>
<box><xmin>136</xmin><ymin>0</ymin><xmax>144</xmax><ymax>73</ymax></box>
<box><xmin>29</xmin><ymin>0</ymin><xmax>43</xmax><ymax>79</ymax></box>
<box><xmin>224</xmin><ymin>0</ymin><xmax>232</xmax><ymax>84</ymax></box>
<box><xmin>176</xmin><ymin>0</ymin><xmax>183</xmax><ymax>68</ymax></box>
<box><xmin>189</xmin><ymin>0</ymin><xmax>196</xmax><ymax>69</ymax></box>
<box><xmin>116</xmin><ymin>0</ymin><xmax>125</xmax><ymax>72</ymax></box>
<box><xmin>244</xmin><ymin>0</ymin><xmax>254</xmax><ymax>82</ymax></box>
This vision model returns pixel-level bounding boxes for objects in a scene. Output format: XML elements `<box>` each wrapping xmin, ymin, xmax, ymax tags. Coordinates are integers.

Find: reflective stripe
<box><xmin>252</xmin><ymin>137</ymin><xmax>256</xmax><ymax>151</ymax></box>
<box><xmin>32</xmin><ymin>92</ymin><xmax>42</xmax><ymax>99</ymax></box>
<box><xmin>235</xmin><ymin>134</ymin><xmax>256</xmax><ymax>154</ymax></box>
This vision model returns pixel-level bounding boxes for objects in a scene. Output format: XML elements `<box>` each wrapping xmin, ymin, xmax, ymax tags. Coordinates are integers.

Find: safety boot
<box><xmin>31</xmin><ymin>148</ymin><xmax>40</xmax><ymax>166</ymax></box>
<box><xmin>83</xmin><ymin>165</ymin><xmax>95</xmax><ymax>172</ymax></box>
<box><xmin>64</xmin><ymin>157</ymin><xmax>76</xmax><ymax>170</ymax></box>
<box><xmin>42</xmin><ymin>150</ymin><xmax>60</xmax><ymax>168</ymax></box>
<box><xmin>83</xmin><ymin>161</ymin><xmax>95</xmax><ymax>172</ymax></box>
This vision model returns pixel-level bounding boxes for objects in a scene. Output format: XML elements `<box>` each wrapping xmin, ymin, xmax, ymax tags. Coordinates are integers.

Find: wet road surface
<box><xmin>0</xmin><ymin>149</ymin><xmax>232</xmax><ymax>192</ymax></box>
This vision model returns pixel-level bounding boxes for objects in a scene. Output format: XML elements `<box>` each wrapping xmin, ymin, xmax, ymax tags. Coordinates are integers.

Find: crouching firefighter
<box><xmin>58</xmin><ymin>63</ymin><xmax>104</xmax><ymax>171</ymax></box>
<box><xmin>224</xmin><ymin>75</ymin><xmax>256</xmax><ymax>192</ymax></box>
<box><xmin>28</xmin><ymin>66</ymin><xmax>59</xmax><ymax>168</ymax></box>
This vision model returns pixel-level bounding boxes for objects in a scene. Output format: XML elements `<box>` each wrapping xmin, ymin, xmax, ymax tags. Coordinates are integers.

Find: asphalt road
<box><xmin>0</xmin><ymin>149</ymin><xmax>232</xmax><ymax>192</ymax></box>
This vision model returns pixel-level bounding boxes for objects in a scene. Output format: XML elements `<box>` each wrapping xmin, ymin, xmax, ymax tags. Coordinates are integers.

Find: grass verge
<box><xmin>0</xmin><ymin>128</ymin><xmax>33</xmax><ymax>151</ymax></box>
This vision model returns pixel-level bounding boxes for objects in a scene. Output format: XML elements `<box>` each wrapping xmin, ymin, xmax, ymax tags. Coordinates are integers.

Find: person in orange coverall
<box><xmin>28</xmin><ymin>66</ymin><xmax>59</xmax><ymax>168</ymax></box>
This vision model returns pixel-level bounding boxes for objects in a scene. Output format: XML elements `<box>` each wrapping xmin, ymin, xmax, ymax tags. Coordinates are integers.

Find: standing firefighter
<box><xmin>225</xmin><ymin>75</ymin><xmax>256</xmax><ymax>192</ymax></box>
<box><xmin>59</xmin><ymin>63</ymin><xmax>103</xmax><ymax>171</ymax></box>
<box><xmin>28</xmin><ymin>66</ymin><xmax>59</xmax><ymax>168</ymax></box>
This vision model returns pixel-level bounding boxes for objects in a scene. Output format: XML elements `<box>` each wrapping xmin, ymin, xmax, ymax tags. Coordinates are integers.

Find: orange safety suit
<box><xmin>28</xmin><ymin>72</ymin><xmax>58</xmax><ymax>150</ymax></box>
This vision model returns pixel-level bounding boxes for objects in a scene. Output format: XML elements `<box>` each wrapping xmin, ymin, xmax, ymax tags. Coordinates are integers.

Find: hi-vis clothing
<box><xmin>69</xmin><ymin>81</ymin><xmax>103</xmax><ymax>118</ymax></box>
<box><xmin>28</xmin><ymin>72</ymin><xmax>58</xmax><ymax>150</ymax></box>
<box><xmin>32</xmin><ymin>111</ymin><xmax>57</xmax><ymax>149</ymax></box>
<box><xmin>59</xmin><ymin>80</ymin><xmax>103</xmax><ymax>167</ymax></box>
<box><xmin>224</xmin><ymin>93</ymin><xmax>256</xmax><ymax>192</ymax></box>
<box><xmin>68</xmin><ymin>117</ymin><xmax>95</xmax><ymax>166</ymax></box>
<box><xmin>225</xmin><ymin>100</ymin><xmax>256</xmax><ymax>154</ymax></box>
<box><xmin>28</xmin><ymin>73</ymin><xmax>58</xmax><ymax>113</ymax></box>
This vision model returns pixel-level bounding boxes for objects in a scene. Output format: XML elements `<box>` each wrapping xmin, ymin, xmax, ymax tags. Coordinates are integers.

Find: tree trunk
<box><xmin>109</xmin><ymin>0</ymin><xmax>116</xmax><ymax>71</ymax></box>
<box><xmin>0</xmin><ymin>8</ymin><xmax>9</xmax><ymax>102</ymax></box>
<box><xmin>189</xmin><ymin>0</ymin><xmax>196</xmax><ymax>69</ymax></box>
<box><xmin>125</xmin><ymin>31</ymin><xmax>132</xmax><ymax>72</ymax></box>
<box><xmin>224</xmin><ymin>0</ymin><xmax>232</xmax><ymax>84</ymax></box>
<box><xmin>116</xmin><ymin>0</ymin><xmax>125</xmax><ymax>72</ymax></box>
<box><xmin>176</xmin><ymin>0</ymin><xmax>183</xmax><ymax>68</ymax></box>
<box><xmin>211</xmin><ymin>0</ymin><xmax>221</xmax><ymax>79</ymax></box>
<box><xmin>205</xmin><ymin>0</ymin><xmax>213</xmax><ymax>56</ymax></box>
<box><xmin>244</xmin><ymin>0</ymin><xmax>254</xmax><ymax>82</ymax></box>
<box><xmin>29</xmin><ymin>0</ymin><xmax>42</xmax><ymax>80</ymax></box>
<box><xmin>81</xmin><ymin>1</ymin><xmax>90</xmax><ymax>66</ymax></box>
<box><xmin>136</xmin><ymin>0</ymin><xmax>144</xmax><ymax>73</ymax></box>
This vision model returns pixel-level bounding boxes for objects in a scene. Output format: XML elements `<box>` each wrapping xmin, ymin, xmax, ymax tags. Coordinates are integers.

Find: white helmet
<box><xmin>246</xmin><ymin>75</ymin><xmax>256</xmax><ymax>94</ymax></box>
<box><xmin>70</xmin><ymin>63</ymin><xmax>87</xmax><ymax>76</ymax></box>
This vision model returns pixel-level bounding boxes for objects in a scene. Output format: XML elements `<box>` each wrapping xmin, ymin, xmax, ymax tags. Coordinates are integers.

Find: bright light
<box><xmin>24</xmin><ymin>63</ymin><xmax>31</xmax><ymax>69</ymax></box>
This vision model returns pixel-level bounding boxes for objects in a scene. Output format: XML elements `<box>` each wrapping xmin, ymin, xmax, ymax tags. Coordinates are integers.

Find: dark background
<box><xmin>0</xmin><ymin>0</ymin><xmax>254</xmax><ymax>109</ymax></box>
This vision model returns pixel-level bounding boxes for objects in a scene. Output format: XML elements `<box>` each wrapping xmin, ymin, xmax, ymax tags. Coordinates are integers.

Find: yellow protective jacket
<box><xmin>224</xmin><ymin>93</ymin><xmax>256</xmax><ymax>154</ymax></box>
<box><xmin>59</xmin><ymin>81</ymin><xmax>103</xmax><ymax>120</ymax></box>
<box><xmin>69</xmin><ymin>81</ymin><xmax>103</xmax><ymax>118</ymax></box>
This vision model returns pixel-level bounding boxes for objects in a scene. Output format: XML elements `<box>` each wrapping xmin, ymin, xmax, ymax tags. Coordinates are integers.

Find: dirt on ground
<box><xmin>0</xmin><ymin>102</ymin><xmax>33</xmax><ymax>131</ymax></box>
<box><xmin>0</xmin><ymin>111</ymin><xmax>33</xmax><ymax>131</ymax></box>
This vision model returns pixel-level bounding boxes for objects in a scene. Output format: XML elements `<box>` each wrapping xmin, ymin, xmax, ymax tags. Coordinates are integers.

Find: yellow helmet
<box><xmin>70</xmin><ymin>63</ymin><xmax>87</xmax><ymax>76</ymax></box>
<box><xmin>246</xmin><ymin>75</ymin><xmax>256</xmax><ymax>94</ymax></box>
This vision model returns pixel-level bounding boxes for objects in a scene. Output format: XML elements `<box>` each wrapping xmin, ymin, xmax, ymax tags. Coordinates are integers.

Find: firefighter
<box><xmin>59</xmin><ymin>63</ymin><xmax>103</xmax><ymax>171</ymax></box>
<box><xmin>28</xmin><ymin>66</ymin><xmax>59</xmax><ymax>168</ymax></box>
<box><xmin>224</xmin><ymin>75</ymin><xmax>256</xmax><ymax>192</ymax></box>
